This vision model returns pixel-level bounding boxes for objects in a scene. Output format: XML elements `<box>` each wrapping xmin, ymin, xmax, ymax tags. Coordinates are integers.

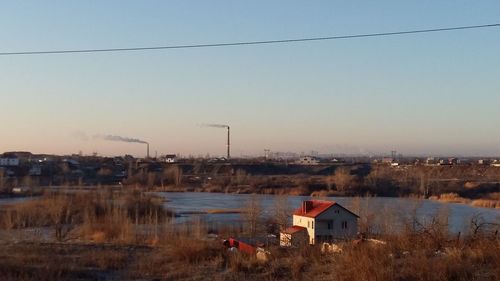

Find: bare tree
<box><xmin>147</xmin><ymin>172</ymin><xmax>156</xmax><ymax>188</ymax></box>
<box><xmin>234</xmin><ymin>169</ymin><xmax>248</xmax><ymax>185</ymax></box>
<box><xmin>350</xmin><ymin>196</ymin><xmax>375</xmax><ymax>235</ymax></box>
<box><xmin>22</xmin><ymin>175</ymin><xmax>32</xmax><ymax>187</ymax></box>
<box><xmin>333</xmin><ymin>167</ymin><xmax>354</xmax><ymax>192</ymax></box>
<box><xmin>166</xmin><ymin>166</ymin><xmax>183</xmax><ymax>186</ymax></box>
<box><xmin>48</xmin><ymin>196</ymin><xmax>74</xmax><ymax>241</ymax></box>
<box><xmin>418</xmin><ymin>170</ymin><xmax>430</xmax><ymax>198</ymax></box>
<box><xmin>273</xmin><ymin>194</ymin><xmax>291</xmax><ymax>232</ymax></box>
<box><xmin>470</xmin><ymin>213</ymin><xmax>499</xmax><ymax>238</ymax></box>
<box><xmin>0</xmin><ymin>169</ymin><xmax>5</xmax><ymax>189</ymax></box>
<box><xmin>160</xmin><ymin>168</ymin><xmax>167</xmax><ymax>190</ymax></box>
<box><xmin>243</xmin><ymin>194</ymin><xmax>264</xmax><ymax>238</ymax></box>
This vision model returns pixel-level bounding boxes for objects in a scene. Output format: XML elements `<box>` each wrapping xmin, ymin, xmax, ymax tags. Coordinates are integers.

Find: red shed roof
<box><xmin>293</xmin><ymin>200</ymin><xmax>359</xmax><ymax>218</ymax></box>
<box><xmin>282</xmin><ymin>226</ymin><xmax>307</xmax><ymax>234</ymax></box>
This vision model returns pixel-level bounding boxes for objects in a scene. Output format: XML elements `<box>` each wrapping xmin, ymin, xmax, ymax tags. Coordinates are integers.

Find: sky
<box><xmin>1</xmin><ymin>1</ymin><xmax>500</xmax><ymax>157</ymax></box>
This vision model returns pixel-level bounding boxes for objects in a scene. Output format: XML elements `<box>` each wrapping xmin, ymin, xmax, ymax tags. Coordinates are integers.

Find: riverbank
<box><xmin>430</xmin><ymin>192</ymin><xmax>500</xmax><ymax>209</ymax></box>
<box><xmin>3</xmin><ymin>163</ymin><xmax>499</xmax><ymax>209</ymax></box>
<box><xmin>0</xmin><ymin>216</ymin><xmax>498</xmax><ymax>281</ymax></box>
<box><xmin>150</xmin><ymin>184</ymin><xmax>500</xmax><ymax>209</ymax></box>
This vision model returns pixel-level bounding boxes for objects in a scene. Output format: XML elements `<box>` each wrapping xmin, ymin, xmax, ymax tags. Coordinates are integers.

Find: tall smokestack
<box><xmin>227</xmin><ymin>126</ymin><xmax>230</xmax><ymax>159</ymax></box>
<box><xmin>199</xmin><ymin>123</ymin><xmax>231</xmax><ymax>159</ymax></box>
<box><xmin>146</xmin><ymin>143</ymin><xmax>150</xmax><ymax>158</ymax></box>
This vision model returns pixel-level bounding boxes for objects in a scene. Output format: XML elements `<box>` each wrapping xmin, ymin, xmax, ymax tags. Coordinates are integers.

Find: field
<box><xmin>0</xmin><ymin>189</ymin><xmax>498</xmax><ymax>280</ymax></box>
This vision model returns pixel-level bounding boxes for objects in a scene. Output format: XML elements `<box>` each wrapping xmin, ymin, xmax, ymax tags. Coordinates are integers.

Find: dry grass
<box><xmin>429</xmin><ymin>192</ymin><xmax>500</xmax><ymax>209</ymax></box>
<box><xmin>1</xmin><ymin>190</ymin><xmax>498</xmax><ymax>280</ymax></box>
<box><xmin>471</xmin><ymin>199</ymin><xmax>500</xmax><ymax>208</ymax></box>
<box><xmin>487</xmin><ymin>192</ymin><xmax>500</xmax><ymax>200</ymax></box>
<box><xmin>330</xmin><ymin>236</ymin><xmax>500</xmax><ymax>281</ymax></box>
<box><xmin>0</xmin><ymin>227</ymin><xmax>498</xmax><ymax>281</ymax></box>
<box><xmin>0</xmin><ymin>189</ymin><xmax>173</xmax><ymax>242</ymax></box>
<box><xmin>433</xmin><ymin>192</ymin><xmax>470</xmax><ymax>204</ymax></box>
<box><xmin>0</xmin><ymin>242</ymin><xmax>135</xmax><ymax>281</ymax></box>
<box><xmin>206</xmin><ymin>208</ymin><xmax>243</xmax><ymax>214</ymax></box>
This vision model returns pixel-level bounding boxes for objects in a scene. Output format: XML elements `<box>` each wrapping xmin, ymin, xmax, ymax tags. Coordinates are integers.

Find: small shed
<box><xmin>280</xmin><ymin>226</ymin><xmax>308</xmax><ymax>247</ymax></box>
<box><xmin>228</xmin><ymin>237</ymin><xmax>276</xmax><ymax>254</ymax></box>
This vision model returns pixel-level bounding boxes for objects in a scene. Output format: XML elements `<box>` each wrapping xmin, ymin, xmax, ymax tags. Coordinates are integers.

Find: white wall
<box><xmin>292</xmin><ymin>215</ymin><xmax>316</xmax><ymax>244</ymax></box>
<box><xmin>292</xmin><ymin>204</ymin><xmax>358</xmax><ymax>244</ymax></box>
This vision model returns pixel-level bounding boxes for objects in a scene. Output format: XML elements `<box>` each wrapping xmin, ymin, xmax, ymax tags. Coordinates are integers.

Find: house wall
<box><xmin>315</xmin><ymin>205</ymin><xmax>358</xmax><ymax>239</ymax></box>
<box><xmin>292</xmin><ymin>215</ymin><xmax>316</xmax><ymax>244</ymax></box>
<box><xmin>293</xmin><ymin>205</ymin><xmax>358</xmax><ymax>244</ymax></box>
<box><xmin>280</xmin><ymin>233</ymin><xmax>292</xmax><ymax>247</ymax></box>
<box><xmin>280</xmin><ymin>231</ymin><xmax>308</xmax><ymax>247</ymax></box>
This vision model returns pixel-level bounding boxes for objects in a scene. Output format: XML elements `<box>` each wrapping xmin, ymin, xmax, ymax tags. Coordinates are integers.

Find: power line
<box><xmin>1</xmin><ymin>23</ymin><xmax>499</xmax><ymax>56</ymax></box>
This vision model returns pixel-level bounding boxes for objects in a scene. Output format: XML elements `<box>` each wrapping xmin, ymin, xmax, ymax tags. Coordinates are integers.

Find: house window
<box><xmin>342</xmin><ymin>221</ymin><xmax>348</xmax><ymax>229</ymax></box>
<box><xmin>335</xmin><ymin>210</ymin><xmax>340</xmax><ymax>214</ymax></box>
<box><xmin>327</xmin><ymin>221</ymin><xmax>333</xmax><ymax>229</ymax></box>
<box><xmin>307</xmin><ymin>221</ymin><xmax>310</xmax><ymax>228</ymax></box>
<box><xmin>312</xmin><ymin>221</ymin><xmax>314</xmax><ymax>229</ymax></box>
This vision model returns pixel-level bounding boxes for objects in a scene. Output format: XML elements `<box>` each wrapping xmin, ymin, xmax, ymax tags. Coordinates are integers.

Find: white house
<box><xmin>165</xmin><ymin>154</ymin><xmax>177</xmax><ymax>163</ymax></box>
<box><xmin>295</xmin><ymin>156</ymin><xmax>320</xmax><ymax>165</ymax></box>
<box><xmin>280</xmin><ymin>200</ymin><xmax>359</xmax><ymax>246</ymax></box>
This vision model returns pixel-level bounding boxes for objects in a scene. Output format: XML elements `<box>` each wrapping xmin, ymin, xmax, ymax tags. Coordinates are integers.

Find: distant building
<box><xmin>12</xmin><ymin>186</ymin><xmax>31</xmax><ymax>194</ymax></box>
<box><xmin>165</xmin><ymin>154</ymin><xmax>177</xmax><ymax>163</ymax></box>
<box><xmin>330</xmin><ymin>158</ymin><xmax>346</xmax><ymax>164</ymax></box>
<box><xmin>438</xmin><ymin>158</ymin><xmax>459</xmax><ymax>166</ymax></box>
<box><xmin>478</xmin><ymin>159</ymin><xmax>490</xmax><ymax>165</ymax></box>
<box><xmin>381</xmin><ymin>157</ymin><xmax>394</xmax><ymax>164</ymax></box>
<box><xmin>29</xmin><ymin>165</ymin><xmax>42</xmax><ymax>176</ymax></box>
<box><xmin>426</xmin><ymin>157</ymin><xmax>437</xmax><ymax>165</ymax></box>
<box><xmin>295</xmin><ymin>156</ymin><xmax>320</xmax><ymax>165</ymax></box>
<box><xmin>0</xmin><ymin>155</ymin><xmax>20</xmax><ymax>167</ymax></box>
<box><xmin>280</xmin><ymin>200</ymin><xmax>359</xmax><ymax>246</ymax></box>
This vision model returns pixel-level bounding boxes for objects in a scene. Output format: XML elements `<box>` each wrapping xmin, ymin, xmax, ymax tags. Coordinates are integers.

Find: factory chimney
<box><xmin>227</xmin><ymin>126</ymin><xmax>230</xmax><ymax>159</ymax></box>
<box><xmin>200</xmin><ymin>123</ymin><xmax>230</xmax><ymax>159</ymax></box>
<box><xmin>146</xmin><ymin>143</ymin><xmax>150</xmax><ymax>159</ymax></box>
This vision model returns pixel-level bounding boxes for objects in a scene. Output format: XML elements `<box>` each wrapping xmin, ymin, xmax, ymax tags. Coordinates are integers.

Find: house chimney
<box><xmin>302</xmin><ymin>200</ymin><xmax>313</xmax><ymax>214</ymax></box>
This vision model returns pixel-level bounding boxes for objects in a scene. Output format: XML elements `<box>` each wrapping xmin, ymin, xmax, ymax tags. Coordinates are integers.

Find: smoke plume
<box><xmin>200</xmin><ymin>123</ymin><xmax>229</xmax><ymax>128</ymax></box>
<box><xmin>94</xmin><ymin>134</ymin><xmax>148</xmax><ymax>144</ymax></box>
<box><xmin>71</xmin><ymin>131</ymin><xmax>89</xmax><ymax>141</ymax></box>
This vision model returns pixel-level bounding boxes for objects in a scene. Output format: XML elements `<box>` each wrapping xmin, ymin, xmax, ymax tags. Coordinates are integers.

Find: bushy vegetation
<box><xmin>0</xmin><ymin>189</ymin><xmax>173</xmax><ymax>242</ymax></box>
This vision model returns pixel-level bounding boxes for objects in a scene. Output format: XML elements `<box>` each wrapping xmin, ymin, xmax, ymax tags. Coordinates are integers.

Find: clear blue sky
<box><xmin>1</xmin><ymin>1</ymin><xmax>499</xmax><ymax>157</ymax></box>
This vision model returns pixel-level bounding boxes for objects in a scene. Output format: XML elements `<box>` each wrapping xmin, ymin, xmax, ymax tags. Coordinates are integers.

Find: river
<box><xmin>156</xmin><ymin>192</ymin><xmax>500</xmax><ymax>234</ymax></box>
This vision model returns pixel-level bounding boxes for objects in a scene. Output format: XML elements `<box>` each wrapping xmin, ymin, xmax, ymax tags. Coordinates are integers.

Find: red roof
<box><xmin>293</xmin><ymin>200</ymin><xmax>335</xmax><ymax>218</ymax></box>
<box><xmin>293</xmin><ymin>200</ymin><xmax>359</xmax><ymax>218</ymax></box>
<box><xmin>282</xmin><ymin>226</ymin><xmax>307</xmax><ymax>234</ymax></box>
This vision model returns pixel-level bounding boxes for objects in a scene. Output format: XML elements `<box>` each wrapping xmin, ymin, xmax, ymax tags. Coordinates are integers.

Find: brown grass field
<box><xmin>0</xmin><ymin>189</ymin><xmax>498</xmax><ymax>281</ymax></box>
